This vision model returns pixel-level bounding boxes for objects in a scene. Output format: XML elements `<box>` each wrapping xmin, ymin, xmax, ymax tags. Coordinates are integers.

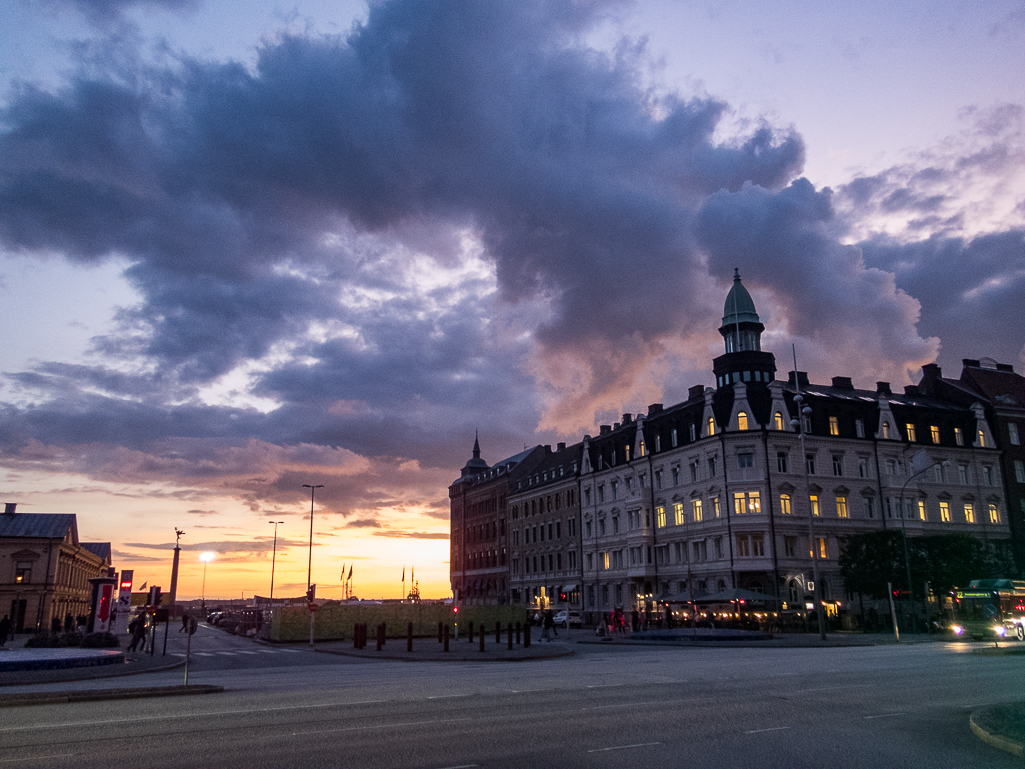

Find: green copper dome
<box><xmin>722</xmin><ymin>268</ymin><xmax>760</xmax><ymax>326</ymax></box>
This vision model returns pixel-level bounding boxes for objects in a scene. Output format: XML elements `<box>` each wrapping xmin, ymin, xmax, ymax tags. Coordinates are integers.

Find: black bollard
<box><xmin>479</xmin><ymin>624</ymin><xmax>485</xmax><ymax>652</ymax></box>
<box><xmin>507</xmin><ymin>624</ymin><xmax>513</xmax><ymax>650</ymax></box>
<box><xmin>438</xmin><ymin>622</ymin><xmax>443</xmax><ymax>643</ymax></box>
<box><xmin>443</xmin><ymin>623</ymin><xmax>450</xmax><ymax>652</ymax></box>
<box><xmin>524</xmin><ymin>622</ymin><xmax>531</xmax><ymax>648</ymax></box>
<box><xmin>354</xmin><ymin>622</ymin><xmax>360</xmax><ymax>648</ymax></box>
<box><xmin>407</xmin><ymin>621</ymin><xmax>413</xmax><ymax>652</ymax></box>
<box><xmin>516</xmin><ymin>622</ymin><xmax>521</xmax><ymax>645</ymax></box>
<box><xmin>381</xmin><ymin>622</ymin><xmax>386</xmax><ymax>646</ymax></box>
<box><xmin>468</xmin><ymin>621</ymin><xmax>474</xmax><ymax>643</ymax></box>
<box><xmin>496</xmin><ymin>621</ymin><xmax>501</xmax><ymax>643</ymax></box>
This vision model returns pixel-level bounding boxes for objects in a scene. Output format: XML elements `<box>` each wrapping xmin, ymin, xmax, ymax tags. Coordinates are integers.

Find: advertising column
<box><xmin>88</xmin><ymin>576</ymin><xmax>118</xmax><ymax>633</ymax></box>
<box><xmin>114</xmin><ymin>570</ymin><xmax>134</xmax><ymax>634</ymax></box>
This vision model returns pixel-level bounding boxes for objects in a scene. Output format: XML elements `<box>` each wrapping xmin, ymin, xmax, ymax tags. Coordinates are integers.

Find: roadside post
<box><xmin>888</xmin><ymin>582</ymin><xmax>901</xmax><ymax>642</ymax></box>
<box><xmin>307</xmin><ymin>584</ymin><xmax>317</xmax><ymax>648</ymax></box>
<box><xmin>183</xmin><ymin>614</ymin><xmax>198</xmax><ymax>685</ymax></box>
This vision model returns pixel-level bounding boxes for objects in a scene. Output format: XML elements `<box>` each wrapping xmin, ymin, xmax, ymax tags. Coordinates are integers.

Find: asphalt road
<box><xmin>1</xmin><ymin>638</ymin><xmax>1020</xmax><ymax>768</ymax></box>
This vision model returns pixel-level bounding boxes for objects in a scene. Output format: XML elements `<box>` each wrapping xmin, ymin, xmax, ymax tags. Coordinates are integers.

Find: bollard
<box><xmin>516</xmin><ymin>622</ymin><xmax>521</xmax><ymax>645</ymax></box>
<box><xmin>361</xmin><ymin>623</ymin><xmax>367</xmax><ymax>649</ymax></box>
<box><xmin>468</xmin><ymin>621</ymin><xmax>474</xmax><ymax>643</ymax></box>
<box><xmin>479</xmin><ymin>624</ymin><xmax>485</xmax><ymax>652</ymax></box>
<box><xmin>377</xmin><ymin>623</ymin><xmax>384</xmax><ymax>651</ymax></box>
<box><xmin>524</xmin><ymin>622</ymin><xmax>531</xmax><ymax>648</ymax></box>
<box><xmin>496</xmin><ymin>621</ymin><xmax>501</xmax><ymax>644</ymax></box>
<box><xmin>381</xmin><ymin>622</ymin><xmax>386</xmax><ymax>646</ymax></box>
<box><xmin>443</xmin><ymin>623</ymin><xmax>450</xmax><ymax>652</ymax></box>
<box><xmin>407</xmin><ymin>621</ymin><xmax>413</xmax><ymax>652</ymax></box>
<box><xmin>354</xmin><ymin>622</ymin><xmax>360</xmax><ymax>648</ymax></box>
<box><xmin>508</xmin><ymin>623</ymin><xmax>513</xmax><ymax>650</ymax></box>
<box><xmin>438</xmin><ymin>622</ymin><xmax>443</xmax><ymax>643</ymax></box>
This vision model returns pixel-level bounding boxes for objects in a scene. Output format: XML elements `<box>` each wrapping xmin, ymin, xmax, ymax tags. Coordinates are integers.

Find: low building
<box><xmin>0</xmin><ymin>503</ymin><xmax>112</xmax><ymax>633</ymax></box>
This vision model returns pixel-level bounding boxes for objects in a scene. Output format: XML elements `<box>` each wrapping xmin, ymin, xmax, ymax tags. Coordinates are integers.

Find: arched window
<box><xmin>780</xmin><ymin>493</ymin><xmax>792</xmax><ymax>514</ymax></box>
<box><xmin>737</xmin><ymin>411</ymin><xmax>749</xmax><ymax>431</ymax></box>
<box><xmin>707</xmin><ymin>417</ymin><xmax>715</xmax><ymax>436</ymax></box>
<box><xmin>882</xmin><ymin>422</ymin><xmax>891</xmax><ymax>439</ymax></box>
<box><xmin>774</xmin><ymin>412</ymin><xmax>784</xmax><ymax>430</ymax></box>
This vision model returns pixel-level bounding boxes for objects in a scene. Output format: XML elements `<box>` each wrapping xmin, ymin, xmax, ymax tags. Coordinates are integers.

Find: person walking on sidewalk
<box><xmin>0</xmin><ymin>614</ymin><xmax>11</xmax><ymax>646</ymax></box>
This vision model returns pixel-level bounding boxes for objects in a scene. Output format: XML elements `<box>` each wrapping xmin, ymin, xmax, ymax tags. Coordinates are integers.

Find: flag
<box><xmin>340</xmin><ymin>563</ymin><xmax>346</xmax><ymax>581</ymax></box>
<box><xmin>347</xmin><ymin>564</ymin><xmax>353</xmax><ymax>580</ymax></box>
<box><xmin>139</xmin><ymin>582</ymin><xmax>147</xmax><ymax>590</ymax></box>
<box><xmin>402</xmin><ymin>565</ymin><xmax>405</xmax><ymax>582</ymax></box>
<box><xmin>411</xmin><ymin>565</ymin><xmax>414</xmax><ymax>582</ymax></box>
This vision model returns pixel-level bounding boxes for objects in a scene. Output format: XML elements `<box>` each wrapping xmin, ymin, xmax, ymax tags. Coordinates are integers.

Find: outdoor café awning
<box><xmin>561</xmin><ymin>584</ymin><xmax>578</xmax><ymax>592</ymax></box>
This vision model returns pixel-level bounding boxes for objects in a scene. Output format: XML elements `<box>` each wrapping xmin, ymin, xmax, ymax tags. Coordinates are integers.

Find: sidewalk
<box><xmin>0</xmin><ymin>648</ymin><xmax>183</xmax><ymax>687</ymax></box>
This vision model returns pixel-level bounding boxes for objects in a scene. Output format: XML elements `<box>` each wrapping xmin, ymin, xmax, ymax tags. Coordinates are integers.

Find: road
<box><xmin>1</xmin><ymin>631</ymin><xmax>1020</xmax><ymax>768</ymax></box>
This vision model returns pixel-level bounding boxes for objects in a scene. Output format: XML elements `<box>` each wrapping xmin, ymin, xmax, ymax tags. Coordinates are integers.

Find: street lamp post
<box><xmin>792</xmin><ymin>392</ymin><xmax>828</xmax><ymax>641</ymax></box>
<box><xmin>302</xmin><ymin>485</ymin><xmax>324</xmax><ymax>591</ymax></box>
<box><xmin>200</xmin><ymin>552</ymin><xmax>215</xmax><ymax>616</ymax></box>
<box><xmin>269</xmin><ymin>521</ymin><xmax>284</xmax><ymax>601</ymax></box>
<box><xmin>898</xmin><ymin>455</ymin><xmax>948</xmax><ymax>635</ymax></box>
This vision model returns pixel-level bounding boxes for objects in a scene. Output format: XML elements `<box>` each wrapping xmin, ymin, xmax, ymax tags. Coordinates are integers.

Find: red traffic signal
<box><xmin>453</xmin><ymin>606</ymin><xmax>459</xmax><ymax>613</ymax></box>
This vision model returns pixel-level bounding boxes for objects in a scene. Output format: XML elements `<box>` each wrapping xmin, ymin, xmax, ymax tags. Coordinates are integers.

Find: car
<box><xmin>553</xmin><ymin>610</ymin><xmax>582</xmax><ymax>628</ymax></box>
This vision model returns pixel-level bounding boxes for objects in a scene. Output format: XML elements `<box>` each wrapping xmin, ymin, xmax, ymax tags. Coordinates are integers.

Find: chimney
<box><xmin>962</xmin><ymin>359</ymin><xmax>981</xmax><ymax>369</ymax></box>
<box><xmin>3</xmin><ymin>503</ymin><xmax>16</xmax><ymax>515</ymax></box>
<box><xmin>622</xmin><ymin>413</ymin><xmax>632</xmax><ymax>424</ymax></box>
<box><xmin>600</xmin><ymin>425</ymin><xmax>611</xmax><ymax>435</ymax></box>
<box><xmin>557</xmin><ymin>442</ymin><xmax>566</xmax><ymax>452</ymax></box>
<box><xmin>876</xmin><ymin>381</ymin><xmax>892</xmax><ymax>395</ymax></box>
<box><xmin>997</xmin><ymin>363</ymin><xmax>1015</xmax><ymax>373</ymax></box>
<box><xmin>831</xmin><ymin>376</ymin><xmax>854</xmax><ymax>390</ymax></box>
<box><xmin>647</xmin><ymin>403</ymin><xmax>663</xmax><ymax>416</ymax></box>
<box><xmin>688</xmin><ymin>385</ymin><xmax>704</xmax><ymax>400</ymax></box>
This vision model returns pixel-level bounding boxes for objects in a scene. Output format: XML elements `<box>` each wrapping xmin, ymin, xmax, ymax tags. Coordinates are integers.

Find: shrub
<box><xmin>80</xmin><ymin>632</ymin><xmax>120</xmax><ymax>648</ymax></box>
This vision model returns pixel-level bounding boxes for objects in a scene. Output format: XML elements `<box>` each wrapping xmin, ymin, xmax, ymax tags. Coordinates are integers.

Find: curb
<box><xmin>315</xmin><ymin>647</ymin><xmax>575</xmax><ymax>663</ymax></box>
<box><xmin>970</xmin><ymin>709</ymin><xmax>1025</xmax><ymax>759</ymax></box>
<box><xmin>0</xmin><ymin>684</ymin><xmax>224</xmax><ymax>708</ymax></box>
<box><xmin>0</xmin><ymin>656</ymin><xmax>185</xmax><ymax>687</ymax></box>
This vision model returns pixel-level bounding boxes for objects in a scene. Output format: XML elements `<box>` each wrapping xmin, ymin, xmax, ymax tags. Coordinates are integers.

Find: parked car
<box><xmin>554</xmin><ymin>610</ymin><xmax>582</xmax><ymax>628</ymax></box>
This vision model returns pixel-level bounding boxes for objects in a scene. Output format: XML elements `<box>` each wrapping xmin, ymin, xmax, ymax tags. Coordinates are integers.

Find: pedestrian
<box><xmin>0</xmin><ymin>614</ymin><xmax>11</xmax><ymax>646</ymax></box>
<box><xmin>541</xmin><ymin>609</ymin><xmax>555</xmax><ymax>641</ymax></box>
<box><xmin>127</xmin><ymin>615</ymin><xmax>146</xmax><ymax>652</ymax></box>
<box><xmin>64</xmin><ymin>613</ymin><xmax>74</xmax><ymax>633</ymax></box>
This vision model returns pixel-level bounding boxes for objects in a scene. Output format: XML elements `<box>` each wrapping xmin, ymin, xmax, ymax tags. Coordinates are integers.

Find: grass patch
<box><xmin>974</xmin><ymin>703</ymin><xmax>1025</xmax><ymax>745</ymax></box>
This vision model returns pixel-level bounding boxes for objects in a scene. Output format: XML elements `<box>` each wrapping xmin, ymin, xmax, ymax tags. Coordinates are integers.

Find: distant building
<box><xmin>0</xmin><ymin>503</ymin><xmax>112</xmax><ymax>633</ymax></box>
<box><xmin>450</xmin><ymin>271</ymin><xmax>1014</xmax><ymax>626</ymax></box>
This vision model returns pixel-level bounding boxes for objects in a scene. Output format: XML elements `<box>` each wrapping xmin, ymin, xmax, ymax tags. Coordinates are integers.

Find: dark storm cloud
<box><xmin>3</xmin><ymin>0</ymin><xmax>975</xmax><ymax>508</ymax></box>
<box><xmin>859</xmin><ymin>230</ymin><xmax>1025</xmax><ymax>369</ymax></box>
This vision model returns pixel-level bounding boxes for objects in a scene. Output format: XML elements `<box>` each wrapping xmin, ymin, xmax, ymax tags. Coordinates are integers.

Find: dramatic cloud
<box><xmin>1</xmin><ymin>0</ymin><xmax>1022</xmax><ymax>526</ymax></box>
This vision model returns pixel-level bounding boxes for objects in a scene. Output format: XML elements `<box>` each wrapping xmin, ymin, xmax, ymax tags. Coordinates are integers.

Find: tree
<box><xmin>839</xmin><ymin>531</ymin><xmax>906</xmax><ymax>600</ymax></box>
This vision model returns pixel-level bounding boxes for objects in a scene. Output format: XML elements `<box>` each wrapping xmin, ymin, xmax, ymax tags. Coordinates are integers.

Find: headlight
<box><xmin>995</xmin><ymin>626</ymin><xmax>1007</xmax><ymax>637</ymax></box>
<box><xmin>951</xmin><ymin>625</ymin><xmax>964</xmax><ymax>635</ymax></box>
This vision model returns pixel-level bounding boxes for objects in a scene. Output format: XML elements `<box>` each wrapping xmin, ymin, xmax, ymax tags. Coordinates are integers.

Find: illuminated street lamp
<box><xmin>200</xmin><ymin>552</ymin><xmax>215</xmax><ymax>615</ymax></box>
<box><xmin>269</xmin><ymin>521</ymin><xmax>284</xmax><ymax>601</ymax></box>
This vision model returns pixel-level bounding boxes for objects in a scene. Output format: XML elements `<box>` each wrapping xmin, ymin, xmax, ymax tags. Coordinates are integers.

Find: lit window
<box><xmin>602</xmin><ymin>552</ymin><xmax>610</xmax><ymax>570</ymax></box>
<box><xmin>692</xmin><ymin>499</ymin><xmax>703</xmax><ymax>522</ymax></box>
<box><xmin>712</xmin><ymin>497</ymin><xmax>721</xmax><ymax>518</ymax></box>
<box><xmin>707</xmin><ymin>417</ymin><xmax>715</xmax><ymax>436</ymax></box>
<box><xmin>810</xmin><ymin>495</ymin><xmax>820</xmax><ymax>516</ymax></box>
<box><xmin>1010</xmin><ymin>423</ymin><xmax>1021</xmax><ymax>446</ymax></box>
<box><xmin>964</xmin><ymin>503</ymin><xmax>975</xmax><ymax>523</ymax></box>
<box><xmin>829</xmin><ymin>416</ymin><xmax>839</xmax><ymax>436</ymax></box>
<box><xmin>918</xmin><ymin>500</ymin><xmax>927</xmax><ymax>521</ymax></box>
<box><xmin>989</xmin><ymin>504</ymin><xmax>1000</xmax><ymax>524</ymax></box>
<box><xmin>673</xmin><ymin>502</ymin><xmax>684</xmax><ymax>526</ymax></box>
<box><xmin>625</xmin><ymin>444</ymin><xmax>631</xmax><ymax>462</ymax></box>
<box><xmin>737</xmin><ymin>411</ymin><xmax>749</xmax><ymax>431</ymax></box>
<box><xmin>906</xmin><ymin>423</ymin><xmax>917</xmax><ymax>442</ymax></box>
<box><xmin>930</xmin><ymin>425</ymin><xmax>940</xmax><ymax>443</ymax></box>
<box><xmin>817</xmin><ymin>538</ymin><xmax>828</xmax><ymax>559</ymax></box>
<box><xmin>954</xmin><ymin>427</ymin><xmax>964</xmax><ymax>446</ymax></box>
<box><xmin>15</xmin><ymin>562</ymin><xmax>31</xmax><ymax>584</ymax></box>
<box><xmin>836</xmin><ymin>496</ymin><xmax>849</xmax><ymax>518</ymax></box>
<box><xmin>882</xmin><ymin>422</ymin><xmax>891</xmax><ymax>439</ymax></box>
<box><xmin>656</xmin><ymin>506</ymin><xmax>666</xmax><ymax>528</ymax></box>
<box><xmin>940</xmin><ymin>501</ymin><xmax>951</xmax><ymax>522</ymax></box>
<box><xmin>978</xmin><ymin>430</ymin><xmax>986</xmax><ymax>447</ymax></box>
<box><xmin>639</xmin><ymin>441</ymin><xmax>645</xmax><ymax>457</ymax></box>
<box><xmin>774</xmin><ymin>412</ymin><xmax>784</xmax><ymax>430</ymax></box>
<box><xmin>733</xmin><ymin>491</ymin><xmax>761</xmax><ymax>515</ymax></box>
<box><xmin>780</xmin><ymin>494</ymin><xmax>792</xmax><ymax>514</ymax></box>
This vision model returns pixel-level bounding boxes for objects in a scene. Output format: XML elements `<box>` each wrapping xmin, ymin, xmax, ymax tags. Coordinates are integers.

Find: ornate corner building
<box><xmin>449</xmin><ymin>272</ymin><xmax>1021</xmax><ymax>622</ymax></box>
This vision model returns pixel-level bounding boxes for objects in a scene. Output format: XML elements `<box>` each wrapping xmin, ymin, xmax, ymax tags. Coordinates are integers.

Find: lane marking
<box><xmin>295</xmin><ymin>717</ymin><xmax>472</xmax><ymax>736</ymax></box>
<box><xmin>587</xmin><ymin>742</ymin><xmax>660</xmax><ymax>753</ymax></box>
<box><xmin>863</xmin><ymin>712</ymin><xmax>907</xmax><ymax>720</ymax></box>
<box><xmin>581</xmin><ymin>701</ymin><xmax>662</xmax><ymax>711</ymax></box>
<box><xmin>0</xmin><ymin>753</ymin><xmax>77</xmax><ymax>763</ymax></box>
<box><xmin>745</xmin><ymin>726</ymin><xmax>792</xmax><ymax>734</ymax></box>
<box><xmin>427</xmin><ymin>694</ymin><xmax>472</xmax><ymax>700</ymax></box>
<box><xmin>791</xmin><ymin>684</ymin><xmax>872</xmax><ymax>694</ymax></box>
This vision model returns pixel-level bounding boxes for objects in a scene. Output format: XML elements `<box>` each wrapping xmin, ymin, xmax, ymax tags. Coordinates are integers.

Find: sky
<box><xmin>1</xmin><ymin>0</ymin><xmax>1023</xmax><ymax>601</ymax></box>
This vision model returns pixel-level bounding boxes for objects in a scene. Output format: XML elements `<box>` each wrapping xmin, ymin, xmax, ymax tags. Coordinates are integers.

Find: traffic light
<box><xmin>148</xmin><ymin>586</ymin><xmax>163</xmax><ymax>606</ymax></box>
<box><xmin>559</xmin><ymin>591</ymin><xmax>567</xmax><ymax>602</ymax></box>
<box><xmin>307</xmin><ymin>584</ymin><xmax>316</xmax><ymax>602</ymax></box>
<box><xmin>452</xmin><ymin>606</ymin><xmax>459</xmax><ymax>614</ymax></box>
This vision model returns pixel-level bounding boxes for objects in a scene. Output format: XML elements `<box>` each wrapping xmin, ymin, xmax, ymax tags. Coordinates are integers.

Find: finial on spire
<box><xmin>472</xmin><ymin>430</ymin><xmax>481</xmax><ymax>459</ymax></box>
<box><xmin>734</xmin><ymin>267</ymin><xmax>741</xmax><ymax>281</ymax></box>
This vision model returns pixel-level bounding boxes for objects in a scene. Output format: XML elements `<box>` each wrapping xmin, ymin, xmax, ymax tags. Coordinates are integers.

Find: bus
<box><xmin>950</xmin><ymin>579</ymin><xmax>1025</xmax><ymax>641</ymax></box>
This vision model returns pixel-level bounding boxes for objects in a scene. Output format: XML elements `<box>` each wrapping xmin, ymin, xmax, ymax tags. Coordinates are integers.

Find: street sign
<box><xmin>308</xmin><ymin>603</ymin><xmax>318</xmax><ymax>612</ymax></box>
<box><xmin>187</xmin><ymin>616</ymin><xmax>198</xmax><ymax>634</ymax></box>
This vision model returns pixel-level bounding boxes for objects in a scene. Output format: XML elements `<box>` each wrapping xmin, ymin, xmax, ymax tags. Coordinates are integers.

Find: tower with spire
<box><xmin>712</xmin><ymin>268</ymin><xmax>777</xmax><ymax>389</ymax></box>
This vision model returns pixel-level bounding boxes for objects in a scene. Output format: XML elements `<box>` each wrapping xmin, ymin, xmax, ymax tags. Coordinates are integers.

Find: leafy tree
<box><xmin>839</xmin><ymin>531</ymin><xmax>906</xmax><ymax>600</ymax></box>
